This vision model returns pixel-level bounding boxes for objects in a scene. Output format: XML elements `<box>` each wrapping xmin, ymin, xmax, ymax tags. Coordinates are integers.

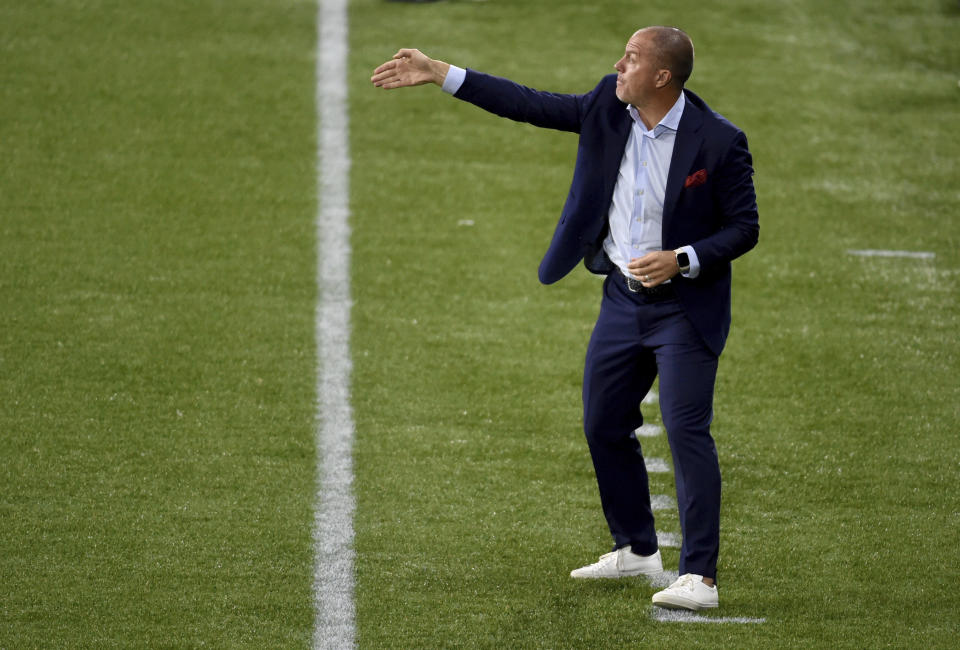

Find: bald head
<box><xmin>636</xmin><ymin>26</ymin><xmax>694</xmax><ymax>89</ymax></box>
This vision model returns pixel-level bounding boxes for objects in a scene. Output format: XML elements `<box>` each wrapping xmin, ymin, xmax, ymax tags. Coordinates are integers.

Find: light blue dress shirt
<box><xmin>603</xmin><ymin>95</ymin><xmax>700</xmax><ymax>280</ymax></box>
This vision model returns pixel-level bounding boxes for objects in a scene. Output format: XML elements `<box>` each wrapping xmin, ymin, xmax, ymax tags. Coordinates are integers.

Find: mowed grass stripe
<box><xmin>1</xmin><ymin>1</ymin><xmax>318</xmax><ymax>645</ymax></box>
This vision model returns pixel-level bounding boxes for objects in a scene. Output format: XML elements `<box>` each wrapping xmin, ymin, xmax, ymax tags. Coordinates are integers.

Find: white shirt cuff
<box><xmin>441</xmin><ymin>65</ymin><xmax>466</xmax><ymax>95</ymax></box>
<box><xmin>677</xmin><ymin>245</ymin><xmax>701</xmax><ymax>278</ymax></box>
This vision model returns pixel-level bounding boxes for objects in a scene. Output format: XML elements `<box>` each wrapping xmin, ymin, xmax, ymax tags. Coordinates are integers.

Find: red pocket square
<box><xmin>684</xmin><ymin>169</ymin><xmax>707</xmax><ymax>188</ymax></box>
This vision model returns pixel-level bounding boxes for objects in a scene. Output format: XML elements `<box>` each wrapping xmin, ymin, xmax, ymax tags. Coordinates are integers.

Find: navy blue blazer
<box><xmin>454</xmin><ymin>70</ymin><xmax>759</xmax><ymax>356</ymax></box>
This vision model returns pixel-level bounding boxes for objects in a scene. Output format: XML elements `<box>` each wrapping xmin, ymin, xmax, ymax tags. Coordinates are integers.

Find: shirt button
<box><xmin>641</xmin><ymin>161</ymin><xmax>647</xmax><ymax>167</ymax></box>
<box><xmin>633</xmin><ymin>244</ymin><xmax>640</xmax><ymax>249</ymax></box>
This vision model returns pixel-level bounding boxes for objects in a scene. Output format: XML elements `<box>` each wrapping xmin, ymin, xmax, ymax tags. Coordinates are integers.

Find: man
<box><xmin>371</xmin><ymin>26</ymin><xmax>758</xmax><ymax>611</ymax></box>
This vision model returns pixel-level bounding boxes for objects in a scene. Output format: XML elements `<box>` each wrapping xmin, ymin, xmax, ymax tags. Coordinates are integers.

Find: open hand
<box><xmin>371</xmin><ymin>49</ymin><xmax>449</xmax><ymax>89</ymax></box>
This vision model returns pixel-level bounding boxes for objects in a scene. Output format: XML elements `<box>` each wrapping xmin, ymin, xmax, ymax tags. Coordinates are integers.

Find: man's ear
<box><xmin>655</xmin><ymin>69</ymin><xmax>673</xmax><ymax>89</ymax></box>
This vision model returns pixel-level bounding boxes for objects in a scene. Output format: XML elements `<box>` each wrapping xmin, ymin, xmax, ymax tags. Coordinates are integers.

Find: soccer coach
<box><xmin>371</xmin><ymin>26</ymin><xmax>759</xmax><ymax>611</ymax></box>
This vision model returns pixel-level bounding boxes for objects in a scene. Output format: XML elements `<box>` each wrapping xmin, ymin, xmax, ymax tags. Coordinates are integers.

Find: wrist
<box><xmin>432</xmin><ymin>59</ymin><xmax>450</xmax><ymax>86</ymax></box>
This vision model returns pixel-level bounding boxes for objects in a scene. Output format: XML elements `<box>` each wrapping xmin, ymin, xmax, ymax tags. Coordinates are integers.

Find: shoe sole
<box><xmin>651</xmin><ymin>596</ymin><xmax>718</xmax><ymax>611</ymax></box>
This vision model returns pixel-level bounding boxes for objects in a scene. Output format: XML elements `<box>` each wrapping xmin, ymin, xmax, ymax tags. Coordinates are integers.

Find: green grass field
<box><xmin>2</xmin><ymin>0</ymin><xmax>959</xmax><ymax>647</ymax></box>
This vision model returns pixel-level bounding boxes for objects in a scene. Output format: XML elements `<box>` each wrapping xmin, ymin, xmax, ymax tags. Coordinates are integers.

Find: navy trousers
<box><xmin>582</xmin><ymin>272</ymin><xmax>721</xmax><ymax>580</ymax></box>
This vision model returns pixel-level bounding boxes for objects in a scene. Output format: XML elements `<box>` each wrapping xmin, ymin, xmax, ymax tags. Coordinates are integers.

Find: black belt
<box><xmin>622</xmin><ymin>274</ymin><xmax>676</xmax><ymax>300</ymax></box>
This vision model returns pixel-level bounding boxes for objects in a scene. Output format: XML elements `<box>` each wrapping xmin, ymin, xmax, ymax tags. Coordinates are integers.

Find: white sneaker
<box><xmin>652</xmin><ymin>573</ymin><xmax>719</xmax><ymax>610</ymax></box>
<box><xmin>570</xmin><ymin>548</ymin><xmax>662</xmax><ymax>579</ymax></box>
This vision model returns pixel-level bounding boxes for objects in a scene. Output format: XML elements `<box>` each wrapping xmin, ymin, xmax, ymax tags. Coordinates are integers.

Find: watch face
<box><xmin>677</xmin><ymin>252</ymin><xmax>690</xmax><ymax>267</ymax></box>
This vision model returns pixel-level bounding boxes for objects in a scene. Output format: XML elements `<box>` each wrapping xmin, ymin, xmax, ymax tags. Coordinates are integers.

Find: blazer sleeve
<box><xmin>689</xmin><ymin>130</ymin><xmax>759</xmax><ymax>270</ymax></box>
<box><xmin>453</xmin><ymin>69</ymin><xmax>605</xmax><ymax>134</ymax></box>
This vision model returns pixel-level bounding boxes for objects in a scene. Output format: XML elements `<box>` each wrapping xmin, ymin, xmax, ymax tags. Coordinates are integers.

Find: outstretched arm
<box><xmin>372</xmin><ymin>48</ymin><xmax>595</xmax><ymax>134</ymax></box>
<box><xmin>371</xmin><ymin>48</ymin><xmax>451</xmax><ymax>89</ymax></box>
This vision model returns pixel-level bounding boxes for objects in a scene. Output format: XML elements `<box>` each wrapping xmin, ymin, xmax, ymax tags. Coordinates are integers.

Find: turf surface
<box><xmin>1</xmin><ymin>0</ymin><xmax>317</xmax><ymax>645</ymax></box>
<box><xmin>2</xmin><ymin>0</ymin><xmax>958</xmax><ymax>647</ymax></box>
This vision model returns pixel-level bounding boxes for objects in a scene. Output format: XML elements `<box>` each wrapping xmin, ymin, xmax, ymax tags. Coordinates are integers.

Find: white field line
<box><xmin>652</xmin><ymin>609</ymin><xmax>766</xmax><ymax>624</ymax></box>
<box><xmin>656</xmin><ymin>531</ymin><xmax>681</xmax><ymax>548</ymax></box>
<box><xmin>846</xmin><ymin>249</ymin><xmax>935</xmax><ymax>259</ymax></box>
<box><xmin>642</xmin><ymin>389</ymin><xmax>658</xmax><ymax>405</ymax></box>
<box><xmin>650</xmin><ymin>570</ymin><xmax>680</xmax><ymax>588</ymax></box>
<box><xmin>313</xmin><ymin>0</ymin><xmax>354</xmax><ymax>648</ymax></box>
<box><xmin>635</xmin><ymin>423</ymin><xmax>663</xmax><ymax>437</ymax></box>
<box><xmin>645</xmin><ymin>457</ymin><xmax>671</xmax><ymax>473</ymax></box>
<box><xmin>651</xmin><ymin>494</ymin><xmax>676</xmax><ymax>511</ymax></box>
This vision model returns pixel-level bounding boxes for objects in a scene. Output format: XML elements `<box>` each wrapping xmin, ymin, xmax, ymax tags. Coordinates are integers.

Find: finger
<box><xmin>371</xmin><ymin>66</ymin><xmax>402</xmax><ymax>80</ymax></box>
<box><xmin>629</xmin><ymin>254</ymin><xmax>652</xmax><ymax>269</ymax></box>
<box><xmin>372</xmin><ymin>63</ymin><xmax>409</xmax><ymax>86</ymax></box>
<box><xmin>371</xmin><ymin>74</ymin><xmax>400</xmax><ymax>87</ymax></box>
<box><xmin>629</xmin><ymin>265</ymin><xmax>650</xmax><ymax>282</ymax></box>
<box><xmin>372</xmin><ymin>60</ymin><xmax>398</xmax><ymax>75</ymax></box>
<box><xmin>375</xmin><ymin>78</ymin><xmax>409</xmax><ymax>90</ymax></box>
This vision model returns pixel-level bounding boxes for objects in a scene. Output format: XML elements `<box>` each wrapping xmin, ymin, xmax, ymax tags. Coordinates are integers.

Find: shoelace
<box><xmin>671</xmin><ymin>574</ymin><xmax>699</xmax><ymax>591</ymax></box>
<box><xmin>580</xmin><ymin>551</ymin><xmax>620</xmax><ymax>573</ymax></box>
<box><xmin>595</xmin><ymin>551</ymin><xmax>617</xmax><ymax>566</ymax></box>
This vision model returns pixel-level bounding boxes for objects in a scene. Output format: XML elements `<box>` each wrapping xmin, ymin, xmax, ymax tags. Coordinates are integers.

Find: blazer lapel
<box><xmin>662</xmin><ymin>93</ymin><xmax>704</xmax><ymax>235</ymax></box>
<box><xmin>602</xmin><ymin>108</ymin><xmax>632</xmax><ymax>203</ymax></box>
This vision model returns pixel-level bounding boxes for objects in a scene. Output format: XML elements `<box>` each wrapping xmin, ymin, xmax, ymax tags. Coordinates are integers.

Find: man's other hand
<box><xmin>628</xmin><ymin>251</ymin><xmax>681</xmax><ymax>287</ymax></box>
<box><xmin>371</xmin><ymin>49</ymin><xmax>450</xmax><ymax>89</ymax></box>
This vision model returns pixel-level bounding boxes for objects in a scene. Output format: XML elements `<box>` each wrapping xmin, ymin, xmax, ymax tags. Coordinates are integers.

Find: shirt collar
<box><xmin>627</xmin><ymin>91</ymin><xmax>686</xmax><ymax>136</ymax></box>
